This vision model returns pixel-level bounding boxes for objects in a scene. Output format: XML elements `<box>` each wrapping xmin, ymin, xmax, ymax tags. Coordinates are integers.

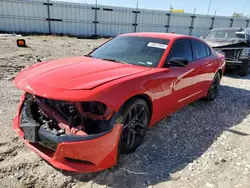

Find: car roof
<box><xmin>120</xmin><ymin>32</ymin><xmax>198</xmax><ymax>41</ymax></box>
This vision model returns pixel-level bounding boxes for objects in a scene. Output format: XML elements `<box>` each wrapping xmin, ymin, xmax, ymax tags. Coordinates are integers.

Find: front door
<box><xmin>164</xmin><ymin>39</ymin><xmax>203</xmax><ymax>111</ymax></box>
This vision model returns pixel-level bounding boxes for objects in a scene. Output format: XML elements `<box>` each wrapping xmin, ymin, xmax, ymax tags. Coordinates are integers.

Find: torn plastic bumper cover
<box><xmin>13</xmin><ymin>94</ymin><xmax>122</xmax><ymax>172</ymax></box>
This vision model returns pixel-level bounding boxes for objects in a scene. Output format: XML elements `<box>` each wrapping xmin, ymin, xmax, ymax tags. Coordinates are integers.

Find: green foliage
<box><xmin>232</xmin><ymin>12</ymin><xmax>249</xmax><ymax>18</ymax></box>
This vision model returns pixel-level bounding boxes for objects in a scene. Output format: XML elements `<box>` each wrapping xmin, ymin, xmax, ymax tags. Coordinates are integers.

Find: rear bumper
<box><xmin>12</xmin><ymin>94</ymin><xmax>122</xmax><ymax>172</ymax></box>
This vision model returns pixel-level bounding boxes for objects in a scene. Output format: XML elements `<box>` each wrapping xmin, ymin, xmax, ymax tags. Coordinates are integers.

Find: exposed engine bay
<box><xmin>212</xmin><ymin>42</ymin><xmax>248</xmax><ymax>62</ymax></box>
<box><xmin>204</xmin><ymin>27</ymin><xmax>250</xmax><ymax>62</ymax></box>
<box><xmin>204</xmin><ymin>27</ymin><xmax>250</xmax><ymax>76</ymax></box>
<box><xmin>20</xmin><ymin>93</ymin><xmax>116</xmax><ymax>145</ymax></box>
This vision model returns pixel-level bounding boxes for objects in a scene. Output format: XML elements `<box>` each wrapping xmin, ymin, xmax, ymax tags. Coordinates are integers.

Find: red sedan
<box><xmin>13</xmin><ymin>33</ymin><xmax>225</xmax><ymax>172</ymax></box>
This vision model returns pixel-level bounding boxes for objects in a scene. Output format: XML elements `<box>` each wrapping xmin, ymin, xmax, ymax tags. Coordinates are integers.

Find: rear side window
<box><xmin>205</xmin><ymin>45</ymin><xmax>211</xmax><ymax>56</ymax></box>
<box><xmin>167</xmin><ymin>40</ymin><xmax>193</xmax><ymax>62</ymax></box>
<box><xmin>191</xmin><ymin>40</ymin><xmax>208</xmax><ymax>59</ymax></box>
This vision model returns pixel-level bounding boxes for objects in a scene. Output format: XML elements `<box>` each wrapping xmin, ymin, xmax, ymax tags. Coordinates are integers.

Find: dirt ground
<box><xmin>0</xmin><ymin>35</ymin><xmax>250</xmax><ymax>188</ymax></box>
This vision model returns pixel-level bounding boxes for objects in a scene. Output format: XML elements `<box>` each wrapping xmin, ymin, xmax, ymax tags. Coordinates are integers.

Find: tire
<box><xmin>238</xmin><ymin>61</ymin><xmax>249</xmax><ymax>77</ymax></box>
<box><xmin>203</xmin><ymin>72</ymin><xmax>221</xmax><ymax>101</ymax></box>
<box><xmin>117</xmin><ymin>98</ymin><xmax>150</xmax><ymax>154</ymax></box>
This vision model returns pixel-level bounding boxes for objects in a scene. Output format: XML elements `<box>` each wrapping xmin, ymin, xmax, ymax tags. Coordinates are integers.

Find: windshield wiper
<box><xmin>101</xmin><ymin>58</ymin><xmax>129</xmax><ymax>64</ymax></box>
<box><xmin>84</xmin><ymin>54</ymin><xmax>92</xmax><ymax>57</ymax></box>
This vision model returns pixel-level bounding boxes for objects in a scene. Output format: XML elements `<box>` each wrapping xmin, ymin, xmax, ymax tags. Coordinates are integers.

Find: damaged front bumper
<box><xmin>225</xmin><ymin>59</ymin><xmax>250</xmax><ymax>69</ymax></box>
<box><xmin>213</xmin><ymin>45</ymin><xmax>250</xmax><ymax>68</ymax></box>
<box><xmin>225</xmin><ymin>58</ymin><xmax>249</xmax><ymax>64</ymax></box>
<box><xmin>13</xmin><ymin>93</ymin><xmax>122</xmax><ymax>172</ymax></box>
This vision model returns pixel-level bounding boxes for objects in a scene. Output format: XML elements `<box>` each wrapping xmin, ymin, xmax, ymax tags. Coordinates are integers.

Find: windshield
<box><xmin>89</xmin><ymin>36</ymin><xmax>169</xmax><ymax>67</ymax></box>
<box><xmin>206</xmin><ymin>29</ymin><xmax>246</xmax><ymax>40</ymax></box>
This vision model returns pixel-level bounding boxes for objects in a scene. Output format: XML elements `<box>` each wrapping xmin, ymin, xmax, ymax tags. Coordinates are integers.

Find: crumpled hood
<box><xmin>14</xmin><ymin>56</ymin><xmax>150</xmax><ymax>92</ymax></box>
<box><xmin>205</xmin><ymin>38</ymin><xmax>248</xmax><ymax>48</ymax></box>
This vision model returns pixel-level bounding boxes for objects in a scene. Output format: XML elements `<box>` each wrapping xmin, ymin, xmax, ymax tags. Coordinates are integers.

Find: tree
<box><xmin>232</xmin><ymin>12</ymin><xmax>249</xmax><ymax>18</ymax></box>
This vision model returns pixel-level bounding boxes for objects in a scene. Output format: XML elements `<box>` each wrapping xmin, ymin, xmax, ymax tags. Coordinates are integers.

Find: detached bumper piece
<box><xmin>13</xmin><ymin>94</ymin><xmax>122</xmax><ymax>172</ymax></box>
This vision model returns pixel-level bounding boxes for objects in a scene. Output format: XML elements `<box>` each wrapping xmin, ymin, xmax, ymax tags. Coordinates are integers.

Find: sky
<box><xmin>55</xmin><ymin>0</ymin><xmax>250</xmax><ymax>17</ymax></box>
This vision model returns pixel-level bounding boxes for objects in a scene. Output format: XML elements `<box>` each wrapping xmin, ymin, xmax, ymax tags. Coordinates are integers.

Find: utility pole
<box><xmin>207</xmin><ymin>0</ymin><xmax>212</xmax><ymax>15</ymax></box>
<box><xmin>242</xmin><ymin>5</ymin><xmax>245</xmax><ymax>15</ymax></box>
<box><xmin>170</xmin><ymin>4</ymin><xmax>173</xmax><ymax>12</ymax></box>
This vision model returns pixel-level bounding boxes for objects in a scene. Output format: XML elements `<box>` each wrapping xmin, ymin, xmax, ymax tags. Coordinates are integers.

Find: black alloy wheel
<box><xmin>203</xmin><ymin>73</ymin><xmax>221</xmax><ymax>101</ymax></box>
<box><xmin>119</xmin><ymin>99</ymin><xmax>150</xmax><ymax>154</ymax></box>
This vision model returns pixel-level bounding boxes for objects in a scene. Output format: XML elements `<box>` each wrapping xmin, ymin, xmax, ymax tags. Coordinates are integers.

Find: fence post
<box><xmin>132</xmin><ymin>11</ymin><xmax>139</xmax><ymax>32</ymax></box>
<box><xmin>209</xmin><ymin>17</ymin><xmax>215</xmax><ymax>30</ymax></box>
<box><xmin>165</xmin><ymin>13</ymin><xmax>171</xmax><ymax>33</ymax></box>
<box><xmin>94</xmin><ymin>0</ymin><xmax>97</xmax><ymax>36</ymax></box>
<box><xmin>189</xmin><ymin>15</ymin><xmax>196</xmax><ymax>36</ymax></box>
<box><xmin>189</xmin><ymin>8</ymin><xmax>196</xmax><ymax>36</ymax></box>
<box><xmin>44</xmin><ymin>0</ymin><xmax>52</xmax><ymax>34</ymax></box>
<box><xmin>91</xmin><ymin>6</ymin><xmax>99</xmax><ymax>37</ymax></box>
<box><xmin>229</xmin><ymin>18</ymin><xmax>234</xmax><ymax>27</ymax></box>
<box><xmin>132</xmin><ymin>2</ymin><xmax>139</xmax><ymax>33</ymax></box>
<box><xmin>246</xmin><ymin>19</ymin><xmax>249</xmax><ymax>28</ymax></box>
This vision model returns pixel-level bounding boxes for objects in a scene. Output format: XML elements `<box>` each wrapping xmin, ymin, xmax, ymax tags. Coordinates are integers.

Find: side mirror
<box><xmin>168</xmin><ymin>57</ymin><xmax>188</xmax><ymax>67</ymax></box>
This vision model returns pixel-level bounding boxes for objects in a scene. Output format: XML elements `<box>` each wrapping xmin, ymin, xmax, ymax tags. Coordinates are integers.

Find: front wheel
<box><xmin>203</xmin><ymin>72</ymin><xmax>221</xmax><ymax>101</ymax></box>
<box><xmin>118</xmin><ymin>98</ymin><xmax>150</xmax><ymax>154</ymax></box>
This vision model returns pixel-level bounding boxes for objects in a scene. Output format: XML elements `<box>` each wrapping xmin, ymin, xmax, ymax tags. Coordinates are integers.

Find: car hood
<box><xmin>205</xmin><ymin>38</ymin><xmax>249</xmax><ymax>48</ymax></box>
<box><xmin>14</xmin><ymin>56</ymin><xmax>151</xmax><ymax>91</ymax></box>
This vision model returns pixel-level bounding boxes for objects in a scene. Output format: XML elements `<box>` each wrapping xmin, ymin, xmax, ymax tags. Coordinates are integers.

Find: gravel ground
<box><xmin>0</xmin><ymin>35</ymin><xmax>250</xmax><ymax>188</ymax></box>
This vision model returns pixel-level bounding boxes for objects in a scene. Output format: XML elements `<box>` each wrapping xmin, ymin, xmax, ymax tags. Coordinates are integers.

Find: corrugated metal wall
<box><xmin>49</xmin><ymin>2</ymin><xmax>95</xmax><ymax>36</ymax></box>
<box><xmin>0</xmin><ymin>0</ymin><xmax>249</xmax><ymax>37</ymax></box>
<box><xmin>97</xmin><ymin>6</ymin><xmax>135</xmax><ymax>36</ymax></box>
<box><xmin>137</xmin><ymin>10</ymin><xmax>167</xmax><ymax>33</ymax></box>
<box><xmin>0</xmin><ymin>0</ymin><xmax>49</xmax><ymax>33</ymax></box>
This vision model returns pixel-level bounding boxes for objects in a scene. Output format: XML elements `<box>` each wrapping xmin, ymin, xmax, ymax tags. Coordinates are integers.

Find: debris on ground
<box><xmin>0</xmin><ymin>33</ymin><xmax>22</xmax><ymax>37</ymax></box>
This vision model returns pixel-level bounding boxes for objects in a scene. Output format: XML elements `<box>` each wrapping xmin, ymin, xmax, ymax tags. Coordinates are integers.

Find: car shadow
<box><xmin>224</xmin><ymin>68</ymin><xmax>250</xmax><ymax>80</ymax></box>
<box><xmin>61</xmin><ymin>84</ymin><xmax>250</xmax><ymax>188</ymax></box>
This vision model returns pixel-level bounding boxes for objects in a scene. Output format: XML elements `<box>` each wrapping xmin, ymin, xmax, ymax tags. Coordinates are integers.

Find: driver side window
<box><xmin>166</xmin><ymin>40</ymin><xmax>193</xmax><ymax>64</ymax></box>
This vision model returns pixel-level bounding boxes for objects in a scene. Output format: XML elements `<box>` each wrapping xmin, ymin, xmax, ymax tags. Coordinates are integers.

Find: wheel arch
<box><xmin>120</xmin><ymin>94</ymin><xmax>153</xmax><ymax>120</ymax></box>
<box><xmin>217</xmin><ymin>69</ymin><xmax>223</xmax><ymax>78</ymax></box>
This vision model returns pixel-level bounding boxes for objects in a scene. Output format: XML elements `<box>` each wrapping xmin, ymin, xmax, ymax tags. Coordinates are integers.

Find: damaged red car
<box><xmin>13</xmin><ymin>33</ymin><xmax>226</xmax><ymax>172</ymax></box>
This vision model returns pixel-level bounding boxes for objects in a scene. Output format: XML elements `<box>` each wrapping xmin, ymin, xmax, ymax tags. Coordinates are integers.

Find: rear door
<box><xmin>190</xmin><ymin>39</ymin><xmax>216</xmax><ymax>94</ymax></box>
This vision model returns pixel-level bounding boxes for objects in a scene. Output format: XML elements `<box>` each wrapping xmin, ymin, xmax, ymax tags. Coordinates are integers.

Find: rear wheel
<box><xmin>203</xmin><ymin>72</ymin><xmax>221</xmax><ymax>101</ymax></box>
<box><xmin>118</xmin><ymin>98</ymin><xmax>150</xmax><ymax>154</ymax></box>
